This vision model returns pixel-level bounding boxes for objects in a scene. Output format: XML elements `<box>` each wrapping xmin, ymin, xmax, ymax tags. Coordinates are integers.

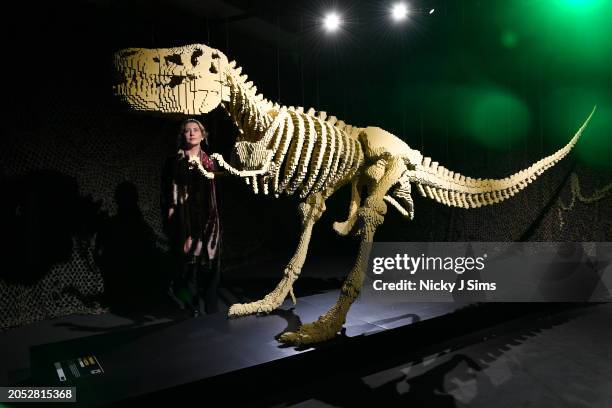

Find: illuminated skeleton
<box><xmin>114</xmin><ymin>44</ymin><xmax>595</xmax><ymax>345</ymax></box>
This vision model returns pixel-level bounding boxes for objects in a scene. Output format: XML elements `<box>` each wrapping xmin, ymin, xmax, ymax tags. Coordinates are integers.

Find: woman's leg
<box><xmin>200</xmin><ymin>256</ymin><xmax>220</xmax><ymax>314</ymax></box>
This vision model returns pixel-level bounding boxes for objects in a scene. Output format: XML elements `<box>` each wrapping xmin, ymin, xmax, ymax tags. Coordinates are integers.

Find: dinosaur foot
<box><xmin>228</xmin><ymin>283</ymin><xmax>296</xmax><ymax>317</ymax></box>
<box><xmin>278</xmin><ymin>313</ymin><xmax>345</xmax><ymax>346</ymax></box>
<box><xmin>228</xmin><ymin>299</ymin><xmax>280</xmax><ymax>317</ymax></box>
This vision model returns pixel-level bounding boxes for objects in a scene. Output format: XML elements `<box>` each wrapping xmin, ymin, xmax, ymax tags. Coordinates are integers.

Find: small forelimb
<box><xmin>210</xmin><ymin>152</ymin><xmax>276</xmax><ymax>178</ymax></box>
<box><xmin>188</xmin><ymin>156</ymin><xmax>216</xmax><ymax>179</ymax></box>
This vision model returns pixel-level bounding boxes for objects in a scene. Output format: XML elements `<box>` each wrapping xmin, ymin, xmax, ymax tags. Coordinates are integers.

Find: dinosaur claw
<box><xmin>279</xmin><ymin>331</ymin><xmax>312</xmax><ymax>346</ymax></box>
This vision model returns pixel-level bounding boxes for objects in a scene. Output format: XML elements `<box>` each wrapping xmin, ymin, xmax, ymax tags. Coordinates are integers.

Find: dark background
<box><xmin>1</xmin><ymin>0</ymin><xmax>610</xmax><ymax>329</ymax></box>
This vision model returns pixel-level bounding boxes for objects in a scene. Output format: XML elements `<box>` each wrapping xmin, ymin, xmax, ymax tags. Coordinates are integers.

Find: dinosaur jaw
<box><xmin>113</xmin><ymin>44</ymin><xmax>230</xmax><ymax>115</ymax></box>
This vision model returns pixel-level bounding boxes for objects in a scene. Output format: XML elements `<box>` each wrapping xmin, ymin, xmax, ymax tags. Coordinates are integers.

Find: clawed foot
<box><xmin>228</xmin><ymin>284</ymin><xmax>296</xmax><ymax>317</ymax></box>
<box><xmin>228</xmin><ymin>299</ymin><xmax>280</xmax><ymax>317</ymax></box>
<box><xmin>278</xmin><ymin>314</ymin><xmax>345</xmax><ymax>346</ymax></box>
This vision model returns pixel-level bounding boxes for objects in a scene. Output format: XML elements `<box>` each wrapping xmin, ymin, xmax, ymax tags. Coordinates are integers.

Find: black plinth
<box><xmin>30</xmin><ymin>292</ymin><xmax>547</xmax><ymax>407</ymax></box>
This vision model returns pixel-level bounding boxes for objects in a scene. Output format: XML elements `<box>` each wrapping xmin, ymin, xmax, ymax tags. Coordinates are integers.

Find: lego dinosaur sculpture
<box><xmin>114</xmin><ymin>44</ymin><xmax>595</xmax><ymax>346</ymax></box>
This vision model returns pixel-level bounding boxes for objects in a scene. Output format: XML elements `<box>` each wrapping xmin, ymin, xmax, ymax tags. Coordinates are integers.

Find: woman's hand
<box><xmin>183</xmin><ymin>236</ymin><xmax>193</xmax><ymax>254</ymax></box>
<box><xmin>188</xmin><ymin>156</ymin><xmax>215</xmax><ymax>179</ymax></box>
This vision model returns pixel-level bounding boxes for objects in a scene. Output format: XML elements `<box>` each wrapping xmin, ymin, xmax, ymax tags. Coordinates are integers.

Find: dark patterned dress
<box><xmin>161</xmin><ymin>149</ymin><xmax>221</xmax><ymax>314</ymax></box>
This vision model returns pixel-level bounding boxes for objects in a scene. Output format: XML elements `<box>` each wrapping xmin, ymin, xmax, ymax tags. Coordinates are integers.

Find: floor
<box><xmin>1</xmin><ymin>284</ymin><xmax>611</xmax><ymax>407</ymax></box>
<box><xmin>282</xmin><ymin>303</ymin><xmax>612</xmax><ymax>408</ymax></box>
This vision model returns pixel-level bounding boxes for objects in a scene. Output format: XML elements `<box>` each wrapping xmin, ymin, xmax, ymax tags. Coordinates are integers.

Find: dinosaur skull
<box><xmin>113</xmin><ymin>44</ymin><xmax>230</xmax><ymax>115</ymax></box>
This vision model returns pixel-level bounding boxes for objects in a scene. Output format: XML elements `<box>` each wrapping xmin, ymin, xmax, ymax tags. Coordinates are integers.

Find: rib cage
<box><xmin>240</xmin><ymin>108</ymin><xmax>364</xmax><ymax>199</ymax></box>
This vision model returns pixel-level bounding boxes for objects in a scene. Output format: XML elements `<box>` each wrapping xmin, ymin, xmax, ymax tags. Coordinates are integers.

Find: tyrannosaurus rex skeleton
<box><xmin>113</xmin><ymin>44</ymin><xmax>595</xmax><ymax>346</ymax></box>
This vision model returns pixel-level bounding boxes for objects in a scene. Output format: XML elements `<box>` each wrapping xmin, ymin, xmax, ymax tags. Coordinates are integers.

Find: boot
<box><xmin>201</xmin><ymin>261</ymin><xmax>220</xmax><ymax>314</ymax></box>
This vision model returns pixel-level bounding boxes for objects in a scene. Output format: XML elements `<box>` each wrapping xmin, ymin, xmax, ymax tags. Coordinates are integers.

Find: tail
<box><xmin>410</xmin><ymin>106</ymin><xmax>596</xmax><ymax>208</ymax></box>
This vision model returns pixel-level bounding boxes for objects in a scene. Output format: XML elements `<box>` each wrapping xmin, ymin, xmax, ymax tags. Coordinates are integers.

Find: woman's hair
<box><xmin>177</xmin><ymin>118</ymin><xmax>209</xmax><ymax>150</ymax></box>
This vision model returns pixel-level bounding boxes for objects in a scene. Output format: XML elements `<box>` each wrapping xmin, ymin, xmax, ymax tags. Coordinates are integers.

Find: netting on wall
<box><xmin>0</xmin><ymin>238</ymin><xmax>106</xmax><ymax>329</ymax></box>
<box><xmin>0</xmin><ymin>93</ymin><xmax>176</xmax><ymax>330</ymax></box>
<box><xmin>442</xmin><ymin>163</ymin><xmax>611</xmax><ymax>243</ymax></box>
<box><xmin>557</xmin><ymin>172</ymin><xmax>612</xmax><ymax>232</ymax></box>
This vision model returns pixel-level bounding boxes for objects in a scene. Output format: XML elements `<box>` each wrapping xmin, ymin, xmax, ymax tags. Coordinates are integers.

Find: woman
<box><xmin>161</xmin><ymin>119</ymin><xmax>221</xmax><ymax>317</ymax></box>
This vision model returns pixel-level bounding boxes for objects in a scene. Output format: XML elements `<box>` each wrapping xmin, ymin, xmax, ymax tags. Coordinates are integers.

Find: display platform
<box><xmin>30</xmin><ymin>291</ymin><xmax>559</xmax><ymax>407</ymax></box>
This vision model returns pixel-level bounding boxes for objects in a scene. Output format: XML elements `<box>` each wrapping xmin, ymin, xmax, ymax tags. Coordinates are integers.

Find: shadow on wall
<box><xmin>0</xmin><ymin>170</ymin><xmax>102</xmax><ymax>285</ymax></box>
<box><xmin>0</xmin><ymin>169</ymin><xmax>106</xmax><ymax>329</ymax></box>
<box><xmin>94</xmin><ymin>181</ymin><xmax>170</xmax><ymax>314</ymax></box>
<box><xmin>0</xmin><ymin>171</ymin><xmax>172</xmax><ymax>328</ymax></box>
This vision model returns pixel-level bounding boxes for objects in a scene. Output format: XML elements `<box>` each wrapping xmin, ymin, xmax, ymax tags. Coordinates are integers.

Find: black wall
<box><xmin>1</xmin><ymin>0</ymin><xmax>610</xmax><ymax>328</ymax></box>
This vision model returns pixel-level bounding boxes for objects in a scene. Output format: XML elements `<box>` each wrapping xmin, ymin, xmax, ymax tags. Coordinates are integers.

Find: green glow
<box><xmin>558</xmin><ymin>0</ymin><xmax>602</xmax><ymax>9</ymax></box>
<box><xmin>486</xmin><ymin>1</ymin><xmax>611</xmax><ymax>168</ymax></box>
<box><xmin>544</xmin><ymin>88</ymin><xmax>611</xmax><ymax>169</ymax></box>
<box><xmin>492</xmin><ymin>1</ymin><xmax>612</xmax><ymax>74</ymax></box>
<box><xmin>501</xmin><ymin>30</ymin><xmax>518</xmax><ymax>49</ymax></box>
<box><xmin>414</xmin><ymin>85</ymin><xmax>531</xmax><ymax>151</ymax></box>
<box><xmin>465</xmin><ymin>91</ymin><xmax>530</xmax><ymax>150</ymax></box>
<box><xmin>458</xmin><ymin>87</ymin><xmax>530</xmax><ymax>151</ymax></box>
<box><xmin>575</xmin><ymin>106</ymin><xmax>611</xmax><ymax>169</ymax></box>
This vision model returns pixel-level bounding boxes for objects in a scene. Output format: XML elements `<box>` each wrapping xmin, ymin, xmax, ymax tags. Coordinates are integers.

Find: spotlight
<box><xmin>323</xmin><ymin>12</ymin><xmax>341</xmax><ymax>32</ymax></box>
<box><xmin>429</xmin><ymin>8</ymin><xmax>435</xmax><ymax>14</ymax></box>
<box><xmin>391</xmin><ymin>2</ymin><xmax>409</xmax><ymax>22</ymax></box>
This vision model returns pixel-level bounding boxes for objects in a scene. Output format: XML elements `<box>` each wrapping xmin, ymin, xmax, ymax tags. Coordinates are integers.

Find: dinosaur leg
<box><xmin>332</xmin><ymin>178</ymin><xmax>364</xmax><ymax>236</ymax></box>
<box><xmin>280</xmin><ymin>156</ymin><xmax>405</xmax><ymax>345</ymax></box>
<box><xmin>228</xmin><ymin>192</ymin><xmax>327</xmax><ymax>317</ymax></box>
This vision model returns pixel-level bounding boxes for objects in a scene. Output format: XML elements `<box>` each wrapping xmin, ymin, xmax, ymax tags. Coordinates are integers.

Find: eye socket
<box><xmin>164</xmin><ymin>54</ymin><xmax>183</xmax><ymax>65</ymax></box>
<box><xmin>191</xmin><ymin>49</ymin><xmax>204</xmax><ymax>67</ymax></box>
<box><xmin>212</xmin><ymin>52</ymin><xmax>220</xmax><ymax>59</ymax></box>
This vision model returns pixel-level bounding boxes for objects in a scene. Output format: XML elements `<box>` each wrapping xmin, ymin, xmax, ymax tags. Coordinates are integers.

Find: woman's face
<box><xmin>183</xmin><ymin>122</ymin><xmax>204</xmax><ymax>148</ymax></box>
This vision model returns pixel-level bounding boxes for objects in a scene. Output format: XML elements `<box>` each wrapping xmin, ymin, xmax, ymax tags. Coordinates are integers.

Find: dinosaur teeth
<box><xmin>417</xmin><ymin>184</ymin><xmax>426</xmax><ymax>197</ymax></box>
